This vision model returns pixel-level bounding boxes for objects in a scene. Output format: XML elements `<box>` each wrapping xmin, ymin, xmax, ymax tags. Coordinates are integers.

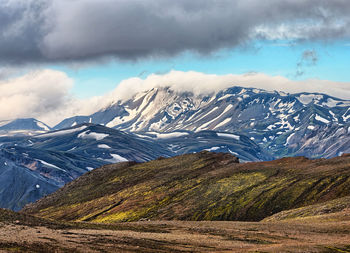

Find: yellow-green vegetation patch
<box><xmin>264</xmin><ymin>196</ymin><xmax>350</xmax><ymax>222</ymax></box>
<box><xmin>210</xmin><ymin>172</ymin><xmax>267</xmax><ymax>196</ymax></box>
<box><xmin>93</xmin><ymin>210</ymin><xmax>134</xmax><ymax>223</ymax></box>
<box><xmin>22</xmin><ymin>152</ymin><xmax>350</xmax><ymax>223</ymax></box>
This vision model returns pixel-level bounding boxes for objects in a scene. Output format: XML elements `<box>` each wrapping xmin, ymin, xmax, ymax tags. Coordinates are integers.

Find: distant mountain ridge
<box><xmin>0</xmin><ymin>123</ymin><xmax>269</xmax><ymax>210</ymax></box>
<box><xmin>3</xmin><ymin>85</ymin><xmax>350</xmax><ymax>210</ymax></box>
<box><xmin>0</xmin><ymin>124</ymin><xmax>169</xmax><ymax>210</ymax></box>
<box><xmin>55</xmin><ymin>86</ymin><xmax>350</xmax><ymax>159</ymax></box>
<box><xmin>0</xmin><ymin>118</ymin><xmax>51</xmax><ymax>135</ymax></box>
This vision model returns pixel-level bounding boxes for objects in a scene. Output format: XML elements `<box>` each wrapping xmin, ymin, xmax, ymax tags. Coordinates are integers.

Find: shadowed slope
<box><xmin>263</xmin><ymin>195</ymin><xmax>350</xmax><ymax>223</ymax></box>
<box><xmin>23</xmin><ymin>152</ymin><xmax>350</xmax><ymax>223</ymax></box>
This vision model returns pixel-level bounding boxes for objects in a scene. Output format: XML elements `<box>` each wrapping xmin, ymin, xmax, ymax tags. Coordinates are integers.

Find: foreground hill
<box><xmin>23</xmin><ymin>151</ymin><xmax>350</xmax><ymax>222</ymax></box>
<box><xmin>263</xmin><ymin>195</ymin><xmax>350</xmax><ymax>223</ymax></box>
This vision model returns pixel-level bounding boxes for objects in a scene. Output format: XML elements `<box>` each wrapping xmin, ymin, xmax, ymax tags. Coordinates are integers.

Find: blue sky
<box><xmin>50</xmin><ymin>40</ymin><xmax>350</xmax><ymax>99</ymax></box>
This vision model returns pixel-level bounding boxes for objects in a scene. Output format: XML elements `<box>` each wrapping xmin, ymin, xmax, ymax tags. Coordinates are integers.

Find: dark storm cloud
<box><xmin>0</xmin><ymin>0</ymin><xmax>48</xmax><ymax>64</ymax></box>
<box><xmin>1</xmin><ymin>0</ymin><xmax>350</xmax><ymax>64</ymax></box>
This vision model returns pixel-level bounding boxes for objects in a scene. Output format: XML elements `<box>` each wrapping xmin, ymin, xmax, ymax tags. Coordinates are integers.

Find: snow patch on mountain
<box><xmin>217</xmin><ymin>133</ymin><xmax>240</xmax><ymax>140</ymax></box>
<box><xmin>315</xmin><ymin>114</ymin><xmax>330</xmax><ymax>124</ymax></box>
<box><xmin>297</xmin><ymin>94</ymin><xmax>317</xmax><ymax>105</ymax></box>
<box><xmin>218</xmin><ymin>94</ymin><xmax>234</xmax><ymax>101</ymax></box>
<box><xmin>98</xmin><ymin>144</ymin><xmax>111</xmax><ymax>149</ymax></box>
<box><xmin>214</xmin><ymin>118</ymin><xmax>232</xmax><ymax>129</ymax></box>
<box><xmin>102</xmin><ymin>154</ymin><xmax>128</xmax><ymax>163</ymax></box>
<box><xmin>205</xmin><ymin>146</ymin><xmax>220</xmax><ymax>152</ymax></box>
<box><xmin>36</xmin><ymin>125</ymin><xmax>88</xmax><ymax>138</ymax></box>
<box><xmin>196</xmin><ymin>104</ymin><xmax>233</xmax><ymax>131</ymax></box>
<box><xmin>148</xmin><ymin>132</ymin><xmax>189</xmax><ymax>139</ymax></box>
<box><xmin>285</xmin><ymin>133</ymin><xmax>295</xmax><ymax>145</ymax></box>
<box><xmin>36</xmin><ymin>121</ymin><xmax>50</xmax><ymax>131</ymax></box>
<box><xmin>37</xmin><ymin>160</ymin><xmax>64</xmax><ymax>171</ymax></box>
<box><xmin>78</xmin><ymin>131</ymin><xmax>109</xmax><ymax>141</ymax></box>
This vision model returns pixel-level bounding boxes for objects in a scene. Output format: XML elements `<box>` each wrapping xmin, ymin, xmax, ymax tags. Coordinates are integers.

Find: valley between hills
<box><xmin>0</xmin><ymin>152</ymin><xmax>348</xmax><ymax>252</ymax></box>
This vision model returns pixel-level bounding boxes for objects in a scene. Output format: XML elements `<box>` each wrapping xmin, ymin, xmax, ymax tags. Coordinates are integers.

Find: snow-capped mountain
<box><xmin>0</xmin><ymin>124</ymin><xmax>168</xmax><ymax>210</ymax></box>
<box><xmin>30</xmin><ymin>124</ymin><xmax>173</xmax><ymax>163</ymax></box>
<box><xmin>0</xmin><ymin>146</ymin><xmax>102</xmax><ymax>211</ymax></box>
<box><xmin>56</xmin><ymin>86</ymin><xmax>350</xmax><ymax>159</ymax></box>
<box><xmin>138</xmin><ymin>130</ymin><xmax>272</xmax><ymax>162</ymax></box>
<box><xmin>3</xmin><ymin>85</ymin><xmax>350</xmax><ymax>210</ymax></box>
<box><xmin>0</xmin><ymin>118</ymin><xmax>51</xmax><ymax>136</ymax></box>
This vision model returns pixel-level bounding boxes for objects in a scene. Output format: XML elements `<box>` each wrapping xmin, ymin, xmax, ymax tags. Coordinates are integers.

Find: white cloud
<box><xmin>0</xmin><ymin>69</ymin><xmax>112</xmax><ymax>126</ymax></box>
<box><xmin>110</xmin><ymin>70</ymin><xmax>350</xmax><ymax>101</ymax></box>
<box><xmin>0</xmin><ymin>69</ymin><xmax>72</xmax><ymax>122</ymax></box>
<box><xmin>2</xmin><ymin>69</ymin><xmax>350</xmax><ymax>126</ymax></box>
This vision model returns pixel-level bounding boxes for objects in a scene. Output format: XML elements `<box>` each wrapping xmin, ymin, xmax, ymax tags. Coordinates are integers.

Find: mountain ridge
<box><xmin>23</xmin><ymin>151</ymin><xmax>350</xmax><ymax>223</ymax></box>
<box><xmin>3</xmin><ymin>85</ymin><xmax>350</xmax><ymax>210</ymax></box>
<box><xmin>53</xmin><ymin>85</ymin><xmax>350</xmax><ymax>159</ymax></box>
<box><xmin>0</xmin><ymin>122</ymin><xmax>269</xmax><ymax>210</ymax></box>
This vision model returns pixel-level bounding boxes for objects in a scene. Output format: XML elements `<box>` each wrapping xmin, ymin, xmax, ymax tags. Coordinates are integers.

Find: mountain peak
<box><xmin>0</xmin><ymin>118</ymin><xmax>51</xmax><ymax>132</ymax></box>
<box><xmin>52</xmin><ymin>85</ymin><xmax>350</xmax><ymax>159</ymax></box>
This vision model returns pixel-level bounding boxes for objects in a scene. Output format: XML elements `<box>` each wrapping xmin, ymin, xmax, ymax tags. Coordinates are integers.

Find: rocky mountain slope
<box><xmin>136</xmin><ymin>130</ymin><xmax>272</xmax><ymax>162</ymax></box>
<box><xmin>0</xmin><ymin>123</ymin><xmax>270</xmax><ymax>210</ymax></box>
<box><xmin>23</xmin><ymin>151</ymin><xmax>350</xmax><ymax>222</ymax></box>
<box><xmin>0</xmin><ymin>124</ymin><xmax>171</xmax><ymax>210</ymax></box>
<box><xmin>55</xmin><ymin>86</ymin><xmax>350</xmax><ymax>159</ymax></box>
<box><xmin>3</xmin><ymin>85</ymin><xmax>350</xmax><ymax>211</ymax></box>
<box><xmin>0</xmin><ymin>118</ymin><xmax>51</xmax><ymax>136</ymax></box>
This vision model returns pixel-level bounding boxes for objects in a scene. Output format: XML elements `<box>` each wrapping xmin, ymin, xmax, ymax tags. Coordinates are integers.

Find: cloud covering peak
<box><xmin>111</xmin><ymin>70</ymin><xmax>350</xmax><ymax>101</ymax></box>
<box><xmin>2</xmin><ymin>69</ymin><xmax>350</xmax><ymax>126</ymax></box>
<box><xmin>1</xmin><ymin>0</ymin><xmax>350</xmax><ymax>63</ymax></box>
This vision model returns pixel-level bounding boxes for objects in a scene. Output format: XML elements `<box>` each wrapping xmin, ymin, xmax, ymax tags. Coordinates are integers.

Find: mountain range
<box><xmin>2</xmin><ymin>85</ymin><xmax>350</xmax><ymax>210</ymax></box>
<box><xmin>0</xmin><ymin>122</ymin><xmax>268</xmax><ymax>210</ymax></box>
<box><xmin>55</xmin><ymin>86</ymin><xmax>350</xmax><ymax>158</ymax></box>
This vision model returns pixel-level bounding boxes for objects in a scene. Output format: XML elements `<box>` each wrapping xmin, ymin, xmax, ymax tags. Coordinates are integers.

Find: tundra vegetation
<box><xmin>3</xmin><ymin>151</ymin><xmax>347</xmax><ymax>252</ymax></box>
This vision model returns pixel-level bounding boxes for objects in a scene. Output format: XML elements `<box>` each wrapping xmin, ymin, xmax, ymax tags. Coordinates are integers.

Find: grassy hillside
<box><xmin>263</xmin><ymin>195</ymin><xmax>350</xmax><ymax>223</ymax></box>
<box><xmin>23</xmin><ymin>151</ymin><xmax>350</xmax><ymax>223</ymax></box>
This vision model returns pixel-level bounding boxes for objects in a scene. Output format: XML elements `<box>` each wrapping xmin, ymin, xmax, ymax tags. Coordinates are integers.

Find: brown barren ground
<box><xmin>0</xmin><ymin>219</ymin><xmax>349</xmax><ymax>252</ymax></box>
<box><xmin>16</xmin><ymin>153</ymin><xmax>350</xmax><ymax>251</ymax></box>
